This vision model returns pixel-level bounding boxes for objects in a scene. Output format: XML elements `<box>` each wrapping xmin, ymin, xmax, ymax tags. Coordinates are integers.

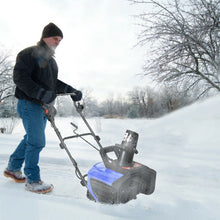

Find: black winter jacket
<box><xmin>13</xmin><ymin>40</ymin><xmax>75</xmax><ymax>104</ymax></box>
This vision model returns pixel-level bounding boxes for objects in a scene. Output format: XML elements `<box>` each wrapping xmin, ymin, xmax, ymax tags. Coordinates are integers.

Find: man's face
<box><xmin>43</xmin><ymin>36</ymin><xmax>62</xmax><ymax>51</ymax></box>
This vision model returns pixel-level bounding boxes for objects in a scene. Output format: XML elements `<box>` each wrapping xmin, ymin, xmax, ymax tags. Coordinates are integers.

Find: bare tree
<box><xmin>0</xmin><ymin>49</ymin><xmax>18</xmax><ymax>133</ymax></box>
<box><xmin>102</xmin><ymin>97</ymin><xmax>115</xmax><ymax>117</ymax></box>
<box><xmin>77</xmin><ymin>88</ymin><xmax>100</xmax><ymax>117</ymax></box>
<box><xmin>129</xmin><ymin>0</ymin><xmax>220</xmax><ymax>97</ymax></box>
<box><xmin>128</xmin><ymin>86</ymin><xmax>150</xmax><ymax>117</ymax></box>
<box><xmin>0</xmin><ymin>50</ymin><xmax>14</xmax><ymax>103</ymax></box>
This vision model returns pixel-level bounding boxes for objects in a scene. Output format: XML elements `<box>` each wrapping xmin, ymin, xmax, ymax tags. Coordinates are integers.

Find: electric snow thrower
<box><xmin>42</xmin><ymin>95</ymin><xmax>156</xmax><ymax>204</ymax></box>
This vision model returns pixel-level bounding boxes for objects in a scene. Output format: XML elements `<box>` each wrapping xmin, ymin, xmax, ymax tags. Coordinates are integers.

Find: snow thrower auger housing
<box><xmin>43</xmin><ymin>94</ymin><xmax>156</xmax><ymax>204</ymax></box>
<box><xmin>87</xmin><ymin>130</ymin><xmax>156</xmax><ymax>204</ymax></box>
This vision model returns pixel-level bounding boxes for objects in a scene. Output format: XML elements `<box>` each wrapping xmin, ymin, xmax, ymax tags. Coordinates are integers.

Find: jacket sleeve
<box><xmin>56</xmin><ymin>79</ymin><xmax>78</xmax><ymax>94</ymax></box>
<box><xmin>13</xmin><ymin>51</ymin><xmax>46</xmax><ymax>100</ymax></box>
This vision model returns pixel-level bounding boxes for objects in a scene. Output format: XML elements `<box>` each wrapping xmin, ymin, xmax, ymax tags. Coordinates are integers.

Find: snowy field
<box><xmin>0</xmin><ymin>95</ymin><xmax>220</xmax><ymax>220</ymax></box>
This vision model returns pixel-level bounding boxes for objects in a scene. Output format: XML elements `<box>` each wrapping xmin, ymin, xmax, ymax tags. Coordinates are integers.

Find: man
<box><xmin>3</xmin><ymin>23</ymin><xmax>82</xmax><ymax>193</ymax></box>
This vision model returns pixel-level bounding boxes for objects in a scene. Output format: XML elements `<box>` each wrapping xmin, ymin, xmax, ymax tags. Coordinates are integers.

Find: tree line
<box><xmin>38</xmin><ymin>85</ymin><xmax>197</xmax><ymax>118</ymax></box>
<box><xmin>0</xmin><ymin>79</ymin><xmax>196</xmax><ymax>119</ymax></box>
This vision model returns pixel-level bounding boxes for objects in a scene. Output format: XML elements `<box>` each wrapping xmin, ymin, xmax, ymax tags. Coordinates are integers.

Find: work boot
<box><xmin>25</xmin><ymin>181</ymin><xmax>53</xmax><ymax>194</ymax></box>
<box><xmin>4</xmin><ymin>169</ymin><xmax>26</xmax><ymax>183</ymax></box>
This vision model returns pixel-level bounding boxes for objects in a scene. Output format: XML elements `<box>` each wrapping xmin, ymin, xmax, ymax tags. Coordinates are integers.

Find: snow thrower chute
<box><xmin>42</xmin><ymin>94</ymin><xmax>156</xmax><ymax>204</ymax></box>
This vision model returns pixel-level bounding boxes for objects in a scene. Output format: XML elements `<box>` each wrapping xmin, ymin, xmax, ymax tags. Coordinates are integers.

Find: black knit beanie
<box><xmin>41</xmin><ymin>23</ymin><xmax>63</xmax><ymax>39</ymax></box>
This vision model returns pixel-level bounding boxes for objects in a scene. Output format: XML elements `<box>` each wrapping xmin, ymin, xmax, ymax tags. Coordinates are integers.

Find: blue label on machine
<box><xmin>87</xmin><ymin>162</ymin><xmax>124</xmax><ymax>202</ymax></box>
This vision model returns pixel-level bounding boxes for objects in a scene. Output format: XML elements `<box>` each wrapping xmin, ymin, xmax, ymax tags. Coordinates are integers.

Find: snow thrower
<box><xmin>42</xmin><ymin>94</ymin><xmax>156</xmax><ymax>204</ymax></box>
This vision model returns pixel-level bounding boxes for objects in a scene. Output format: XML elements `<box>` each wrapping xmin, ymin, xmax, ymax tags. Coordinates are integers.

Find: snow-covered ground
<box><xmin>1</xmin><ymin>95</ymin><xmax>220</xmax><ymax>220</ymax></box>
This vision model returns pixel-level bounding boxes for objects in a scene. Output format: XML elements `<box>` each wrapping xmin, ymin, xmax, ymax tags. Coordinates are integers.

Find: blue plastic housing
<box><xmin>87</xmin><ymin>162</ymin><xmax>124</xmax><ymax>202</ymax></box>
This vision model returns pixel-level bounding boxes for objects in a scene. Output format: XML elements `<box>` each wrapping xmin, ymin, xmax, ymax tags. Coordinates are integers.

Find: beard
<box><xmin>50</xmin><ymin>45</ymin><xmax>57</xmax><ymax>52</ymax></box>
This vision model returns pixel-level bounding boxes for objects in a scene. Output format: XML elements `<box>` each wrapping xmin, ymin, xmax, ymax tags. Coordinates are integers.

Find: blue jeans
<box><xmin>7</xmin><ymin>99</ymin><xmax>47</xmax><ymax>183</ymax></box>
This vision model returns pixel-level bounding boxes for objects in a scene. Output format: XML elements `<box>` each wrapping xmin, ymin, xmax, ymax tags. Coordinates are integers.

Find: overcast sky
<box><xmin>1</xmin><ymin>0</ymin><xmax>150</xmax><ymax>102</ymax></box>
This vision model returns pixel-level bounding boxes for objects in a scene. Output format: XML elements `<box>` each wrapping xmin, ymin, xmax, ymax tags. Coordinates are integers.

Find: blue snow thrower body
<box><xmin>86</xmin><ymin>129</ymin><xmax>156</xmax><ymax>204</ymax></box>
<box><xmin>45</xmin><ymin>99</ymin><xmax>156</xmax><ymax>204</ymax></box>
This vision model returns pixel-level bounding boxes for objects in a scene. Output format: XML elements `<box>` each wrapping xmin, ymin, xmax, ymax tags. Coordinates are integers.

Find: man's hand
<box><xmin>42</xmin><ymin>104</ymin><xmax>57</xmax><ymax>121</ymax></box>
<box><xmin>70</xmin><ymin>90</ymin><xmax>82</xmax><ymax>102</ymax></box>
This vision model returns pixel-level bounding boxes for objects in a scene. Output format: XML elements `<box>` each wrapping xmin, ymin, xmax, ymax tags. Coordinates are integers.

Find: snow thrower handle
<box><xmin>42</xmin><ymin>93</ymin><xmax>77</xmax><ymax>122</ymax></box>
<box><xmin>57</xmin><ymin>92</ymin><xmax>76</xmax><ymax>96</ymax></box>
<box><xmin>73</xmin><ymin>102</ymin><xmax>104</xmax><ymax>150</ymax></box>
<box><xmin>42</xmin><ymin>97</ymin><xmax>87</xmax><ymax>188</ymax></box>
